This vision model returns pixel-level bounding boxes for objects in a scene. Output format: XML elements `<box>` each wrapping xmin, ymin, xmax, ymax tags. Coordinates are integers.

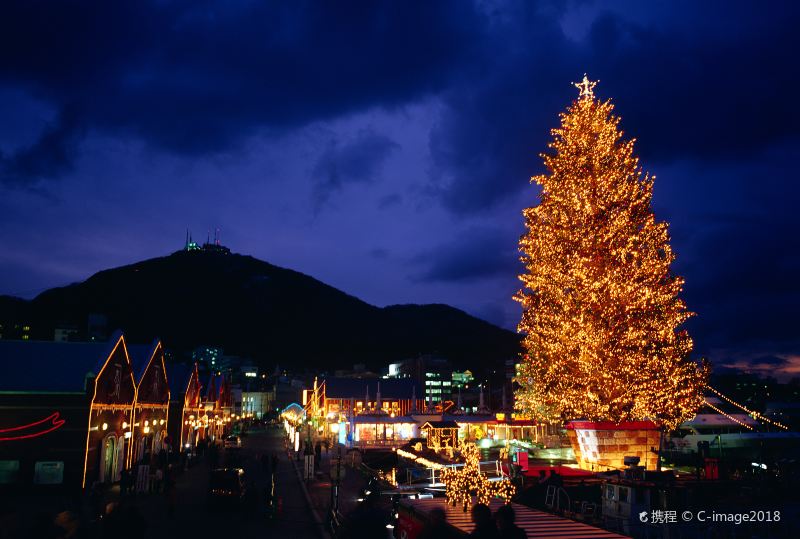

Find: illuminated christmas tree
<box><xmin>514</xmin><ymin>76</ymin><xmax>708</xmax><ymax>431</ymax></box>
<box><xmin>442</xmin><ymin>442</ymin><xmax>515</xmax><ymax>510</ymax></box>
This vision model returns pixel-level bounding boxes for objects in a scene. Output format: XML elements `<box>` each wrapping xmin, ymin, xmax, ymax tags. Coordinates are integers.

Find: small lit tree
<box><xmin>515</xmin><ymin>76</ymin><xmax>708</xmax><ymax>431</ymax></box>
<box><xmin>441</xmin><ymin>442</ymin><xmax>515</xmax><ymax>511</ymax></box>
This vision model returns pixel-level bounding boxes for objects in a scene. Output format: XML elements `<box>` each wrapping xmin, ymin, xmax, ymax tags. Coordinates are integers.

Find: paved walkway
<box><xmin>1</xmin><ymin>429</ymin><xmax>368</xmax><ymax>538</ymax></box>
<box><xmin>128</xmin><ymin>428</ymin><xmax>321</xmax><ymax>538</ymax></box>
<box><xmin>298</xmin><ymin>444</ymin><xmax>370</xmax><ymax>533</ymax></box>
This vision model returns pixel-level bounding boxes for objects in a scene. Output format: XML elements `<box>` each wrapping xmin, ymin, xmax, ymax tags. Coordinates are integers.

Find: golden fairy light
<box><xmin>514</xmin><ymin>76</ymin><xmax>708</xmax><ymax>431</ymax></box>
<box><xmin>441</xmin><ymin>442</ymin><xmax>515</xmax><ymax>510</ymax></box>
<box><xmin>703</xmin><ymin>400</ymin><xmax>754</xmax><ymax>431</ymax></box>
<box><xmin>707</xmin><ymin>386</ymin><xmax>787</xmax><ymax>430</ymax></box>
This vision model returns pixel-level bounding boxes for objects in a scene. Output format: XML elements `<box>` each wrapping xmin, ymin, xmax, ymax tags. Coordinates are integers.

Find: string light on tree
<box><xmin>704</xmin><ymin>400</ymin><xmax>754</xmax><ymax>431</ymax></box>
<box><xmin>514</xmin><ymin>75</ymin><xmax>709</xmax><ymax>431</ymax></box>
<box><xmin>441</xmin><ymin>442</ymin><xmax>515</xmax><ymax>511</ymax></box>
<box><xmin>707</xmin><ymin>386</ymin><xmax>788</xmax><ymax>430</ymax></box>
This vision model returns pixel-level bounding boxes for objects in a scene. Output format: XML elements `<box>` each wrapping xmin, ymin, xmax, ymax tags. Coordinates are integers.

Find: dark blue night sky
<box><xmin>1</xmin><ymin>1</ymin><xmax>798</xmax><ymax>377</ymax></box>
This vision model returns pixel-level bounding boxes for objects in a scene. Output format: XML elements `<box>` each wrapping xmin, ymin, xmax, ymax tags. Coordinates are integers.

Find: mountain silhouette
<box><xmin>0</xmin><ymin>249</ymin><xmax>521</xmax><ymax>372</ymax></box>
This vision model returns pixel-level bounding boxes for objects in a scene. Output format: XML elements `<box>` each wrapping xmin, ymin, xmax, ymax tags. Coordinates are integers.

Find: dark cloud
<box><xmin>428</xmin><ymin>1</ymin><xmax>800</xmax><ymax>213</ymax></box>
<box><xmin>0</xmin><ymin>0</ymin><xmax>484</xmax><ymax>184</ymax></box>
<box><xmin>428</xmin><ymin>5</ymin><xmax>576</xmax><ymax>213</ymax></box>
<box><xmin>716</xmin><ymin>353</ymin><xmax>800</xmax><ymax>382</ymax></box>
<box><xmin>0</xmin><ymin>0</ymin><xmax>798</xmax><ymax>373</ymax></box>
<box><xmin>411</xmin><ymin>227</ymin><xmax>519</xmax><ymax>283</ymax></box>
<box><xmin>584</xmin><ymin>4</ymin><xmax>800</xmax><ymax>162</ymax></box>
<box><xmin>748</xmin><ymin>356</ymin><xmax>789</xmax><ymax>367</ymax></box>
<box><xmin>659</xmin><ymin>144</ymin><xmax>800</xmax><ymax>359</ymax></box>
<box><xmin>680</xmin><ymin>216</ymin><xmax>800</xmax><ymax>359</ymax></box>
<box><xmin>0</xmin><ymin>106</ymin><xmax>83</xmax><ymax>184</ymax></box>
<box><xmin>311</xmin><ymin>129</ymin><xmax>399</xmax><ymax>210</ymax></box>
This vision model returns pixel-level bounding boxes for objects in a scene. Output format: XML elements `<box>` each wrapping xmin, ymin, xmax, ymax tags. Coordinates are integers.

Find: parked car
<box><xmin>209</xmin><ymin>468</ymin><xmax>246</xmax><ymax>505</ymax></box>
<box><xmin>224</xmin><ymin>434</ymin><xmax>242</xmax><ymax>449</ymax></box>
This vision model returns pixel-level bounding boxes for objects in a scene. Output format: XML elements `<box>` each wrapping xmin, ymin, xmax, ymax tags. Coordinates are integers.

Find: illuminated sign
<box><xmin>0</xmin><ymin>412</ymin><xmax>65</xmax><ymax>441</ymax></box>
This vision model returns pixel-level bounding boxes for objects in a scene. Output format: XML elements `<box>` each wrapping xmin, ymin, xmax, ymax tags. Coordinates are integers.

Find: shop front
<box><xmin>130</xmin><ymin>341</ymin><xmax>170</xmax><ymax>466</ymax></box>
<box><xmin>0</xmin><ymin>334</ymin><xmax>136</xmax><ymax>491</ymax></box>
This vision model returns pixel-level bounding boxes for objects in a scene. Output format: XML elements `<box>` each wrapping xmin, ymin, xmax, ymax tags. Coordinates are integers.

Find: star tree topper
<box><xmin>573</xmin><ymin>73</ymin><xmax>598</xmax><ymax>100</ymax></box>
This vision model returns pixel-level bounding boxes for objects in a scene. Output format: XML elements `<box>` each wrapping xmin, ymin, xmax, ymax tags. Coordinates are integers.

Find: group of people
<box><xmin>418</xmin><ymin>504</ymin><xmax>527</xmax><ymax>539</ymax></box>
<box><xmin>336</xmin><ymin>492</ymin><xmax>527</xmax><ymax>539</ymax></box>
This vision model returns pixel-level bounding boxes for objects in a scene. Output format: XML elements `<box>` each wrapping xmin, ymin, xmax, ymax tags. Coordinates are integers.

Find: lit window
<box><xmin>0</xmin><ymin>461</ymin><xmax>20</xmax><ymax>484</ymax></box>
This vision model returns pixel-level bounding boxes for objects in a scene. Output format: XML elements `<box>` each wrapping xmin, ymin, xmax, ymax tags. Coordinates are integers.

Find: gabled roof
<box><xmin>420</xmin><ymin>421</ymin><xmax>460</xmax><ymax>430</ymax></box>
<box><xmin>441</xmin><ymin>415</ymin><xmax>496</xmax><ymax>424</ymax></box>
<box><xmin>323</xmin><ymin>377</ymin><xmax>419</xmax><ymax>400</ymax></box>
<box><xmin>205</xmin><ymin>373</ymin><xmax>219</xmax><ymax>401</ymax></box>
<box><xmin>281</xmin><ymin>402</ymin><xmax>305</xmax><ymax>419</ymax></box>
<box><xmin>127</xmin><ymin>340</ymin><xmax>161</xmax><ymax>384</ymax></box>
<box><xmin>0</xmin><ymin>333</ymin><xmax>125</xmax><ymax>393</ymax></box>
<box><xmin>166</xmin><ymin>363</ymin><xmax>195</xmax><ymax>397</ymax></box>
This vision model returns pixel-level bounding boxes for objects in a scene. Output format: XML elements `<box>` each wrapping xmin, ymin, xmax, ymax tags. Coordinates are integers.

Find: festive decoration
<box><xmin>396</xmin><ymin>448</ymin><xmax>446</xmax><ymax>470</ymax></box>
<box><xmin>441</xmin><ymin>442</ymin><xmax>515</xmax><ymax>511</ymax></box>
<box><xmin>515</xmin><ymin>75</ymin><xmax>708</xmax><ymax>431</ymax></box>
<box><xmin>707</xmin><ymin>386</ymin><xmax>788</xmax><ymax>430</ymax></box>
<box><xmin>0</xmin><ymin>412</ymin><xmax>65</xmax><ymax>441</ymax></box>
<box><xmin>703</xmin><ymin>400</ymin><xmax>754</xmax><ymax>431</ymax></box>
<box><xmin>421</xmin><ymin>421</ymin><xmax>459</xmax><ymax>452</ymax></box>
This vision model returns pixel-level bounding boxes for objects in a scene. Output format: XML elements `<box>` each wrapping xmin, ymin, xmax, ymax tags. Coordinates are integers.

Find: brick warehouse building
<box><xmin>0</xmin><ymin>334</ymin><xmax>138</xmax><ymax>491</ymax></box>
<box><xmin>129</xmin><ymin>340</ymin><xmax>170</xmax><ymax>466</ymax></box>
<box><xmin>167</xmin><ymin>362</ymin><xmax>204</xmax><ymax>451</ymax></box>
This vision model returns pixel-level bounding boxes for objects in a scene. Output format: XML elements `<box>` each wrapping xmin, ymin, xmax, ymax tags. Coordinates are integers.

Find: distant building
<box><xmin>274</xmin><ymin>379</ymin><xmax>304</xmax><ymax>409</ymax></box>
<box><xmin>387</xmin><ymin>355</ymin><xmax>453</xmax><ymax>406</ymax></box>
<box><xmin>311</xmin><ymin>377</ymin><xmax>423</xmax><ymax>447</ymax></box>
<box><xmin>202</xmin><ymin>373</ymin><xmax>232</xmax><ymax>440</ymax></box>
<box><xmin>242</xmin><ymin>389</ymin><xmax>276</xmax><ymax>419</ymax></box>
<box><xmin>319</xmin><ymin>377</ymin><xmax>423</xmax><ymax>419</ymax></box>
<box><xmin>334</xmin><ymin>363</ymin><xmax>380</xmax><ymax>378</ymax></box>
<box><xmin>765</xmin><ymin>401</ymin><xmax>800</xmax><ymax>430</ymax></box>
<box><xmin>451</xmin><ymin>370</ymin><xmax>474</xmax><ymax>389</ymax></box>
<box><xmin>166</xmin><ymin>362</ymin><xmax>205</xmax><ymax>451</ymax></box>
<box><xmin>192</xmin><ymin>346</ymin><xmax>222</xmax><ymax>371</ymax></box>
<box><xmin>217</xmin><ymin>353</ymin><xmax>245</xmax><ymax>373</ymax></box>
<box><xmin>0</xmin><ymin>322</ymin><xmax>32</xmax><ymax>341</ymax></box>
<box><xmin>87</xmin><ymin>313</ymin><xmax>108</xmax><ymax>342</ymax></box>
<box><xmin>54</xmin><ymin>324</ymin><xmax>79</xmax><ymax>342</ymax></box>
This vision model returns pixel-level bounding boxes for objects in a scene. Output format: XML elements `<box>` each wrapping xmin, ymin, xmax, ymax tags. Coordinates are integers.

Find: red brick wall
<box><xmin>567</xmin><ymin>422</ymin><xmax>661</xmax><ymax>471</ymax></box>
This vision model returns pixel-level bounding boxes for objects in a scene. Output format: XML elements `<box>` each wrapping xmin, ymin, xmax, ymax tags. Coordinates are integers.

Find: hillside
<box><xmin>0</xmin><ymin>250</ymin><xmax>521</xmax><ymax>372</ymax></box>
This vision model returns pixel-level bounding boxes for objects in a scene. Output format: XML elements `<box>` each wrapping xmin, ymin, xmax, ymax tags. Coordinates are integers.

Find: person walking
<box><xmin>495</xmin><ymin>505</ymin><xmax>526</xmax><ymax>539</ymax></box>
<box><xmin>469</xmin><ymin>503</ymin><xmax>498</xmax><ymax>538</ymax></box>
<box><xmin>418</xmin><ymin>507</ymin><xmax>458</xmax><ymax>539</ymax></box>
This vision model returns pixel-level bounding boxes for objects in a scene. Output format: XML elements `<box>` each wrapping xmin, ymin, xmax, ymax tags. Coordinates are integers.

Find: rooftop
<box><xmin>323</xmin><ymin>377</ymin><xmax>419</xmax><ymax>400</ymax></box>
<box><xmin>0</xmin><ymin>337</ymin><xmax>122</xmax><ymax>393</ymax></box>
